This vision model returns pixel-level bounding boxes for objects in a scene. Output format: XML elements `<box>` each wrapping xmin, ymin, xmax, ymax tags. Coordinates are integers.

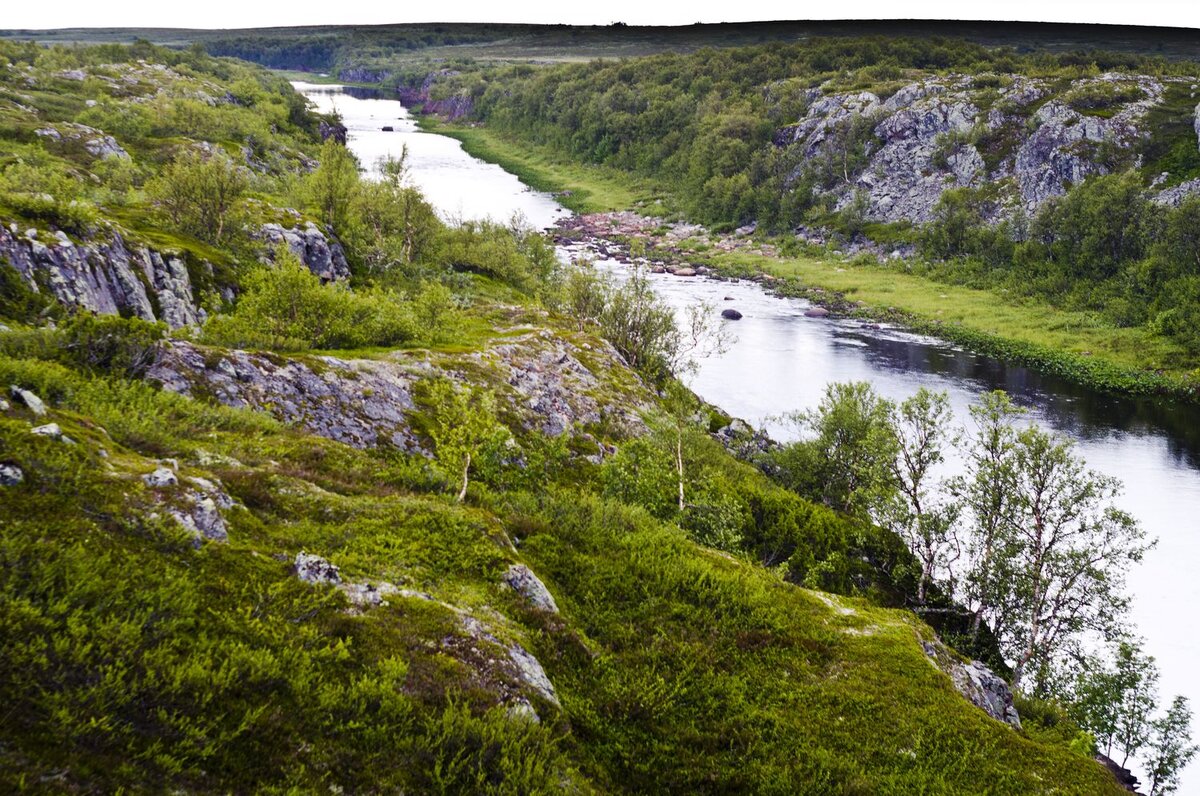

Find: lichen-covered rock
<box><xmin>502</xmin><ymin>564</ymin><xmax>559</xmax><ymax>614</ymax></box>
<box><xmin>295</xmin><ymin>552</ymin><xmax>342</xmax><ymax>585</ymax></box>
<box><xmin>151</xmin><ymin>329</ymin><xmax>650</xmax><ymax>454</ymax></box>
<box><xmin>256</xmin><ymin>222</ymin><xmax>351</xmax><ymax>282</ymax></box>
<box><xmin>0</xmin><ymin>225</ymin><xmax>204</xmax><ymax>328</ymax></box>
<box><xmin>31</xmin><ymin>422</ymin><xmax>63</xmax><ymax>439</ymax></box>
<box><xmin>9</xmin><ymin>385</ymin><xmax>47</xmax><ymax>416</ymax></box>
<box><xmin>507</xmin><ymin>644</ymin><xmax>559</xmax><ymax>706</ymax></box>
<box><xmin>148</xmin><ymin>342</ymin><xmax>426</xmax><ymax>453</ymax></box>
<box><xmin>35</xmin><ymin>122</ymin><xmax>129</xmax><ymax>160</ymax></box>
<box><xmin>0</xmin><ymin>463</ymin><xmax>23</xmax><ymax>486</ymax></box>
<box><xmin>474</xmin><ymin>330</ymin><xmax>649</xmax><ymax>439</ymax></box>
<box><xmin>143</xmin><ymin>466</ymin><xmax>178</xmax><ymax>487</ymax></box>
<box><xmin>922</xmin><ymin>640</ymin><xmax>1021</xmax><ymax>729</ymax></box>
<box><xmin>457</xmin><ymin>614</ymin><xmax>560</xmax><ymax>707</ymax></box>
<box><xmin>774</xmin><ymin>72</ymin><xmax>1168</xmax><ymax>224</ymax></box>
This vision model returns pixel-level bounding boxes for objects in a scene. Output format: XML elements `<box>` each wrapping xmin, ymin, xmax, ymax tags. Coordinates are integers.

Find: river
<box><xmin>296</xmin><ymin>82</ymin><xmax>1200</xmax><ymax>789</ymax></box>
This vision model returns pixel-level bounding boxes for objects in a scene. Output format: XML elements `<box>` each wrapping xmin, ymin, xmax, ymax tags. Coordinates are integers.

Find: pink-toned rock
<box><xmin>673</xmin><ymin>268</ymin><xmax>697</xmax><ymax>277</ymax></box>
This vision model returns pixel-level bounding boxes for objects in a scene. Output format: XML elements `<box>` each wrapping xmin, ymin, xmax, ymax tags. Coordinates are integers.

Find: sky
<box><xmin>2</xmin><ymin>0</ymin><xmax>1200</xmax><ymax>31</ymax></box>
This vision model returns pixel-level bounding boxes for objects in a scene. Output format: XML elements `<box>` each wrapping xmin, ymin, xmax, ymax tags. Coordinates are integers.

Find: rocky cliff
<box><xmin>0</xmin><ymin>220</ymin><xmax>350</xmax><ymax>328</ymax></box>
<box><xmin>774</xmin><ymin>72</ymin><xmax>1200</xmax><ymax>223</ymax></box>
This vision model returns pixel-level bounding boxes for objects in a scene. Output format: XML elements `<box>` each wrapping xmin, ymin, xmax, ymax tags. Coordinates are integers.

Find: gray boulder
<box><xmin>507</xmin><ymin>644</ymin><xmax>559</xmax><ymax>706</ymax></box>
<box><xmin>295</xmin><ymin>552</ymin><xmax>342</xmax><ymax>585</ymax></box>
<box><xmin>0</xmin><ymin>463</ymin><xmax>23</xmax><ymax>486</ymax></box>
<box><xmin>31</xmin><ymin>422</ymin><xmax>63</xmax><ymax>439</ymax></box>
<box><xmin>169</xmin><ymin>495</ymin><xmax>229</xmax><ymax>544</ymax></box>
<box><xmin>257</xmin><ymin>222</ymin><xmax>351</xmax><ymax>282</ymax></box>
<box><xmin>10</xmin><ymin>385</ymin><xmax>47</xmax><ymax>416</ymax></box>
<box><xmin>502</xmin><ymin>563</ymin><xmax>559</xmax><ymax>614</ymax></box>
<box><xmin>923</xmin><ymin>641</ymin><xmax>1021</xmax><ymax>729</ymax></box>
<box><xmin>721</xmin><ymin>308</ymin><xmax>743</xmax><ymax>320</ymax></box>
<box><xmin>143</xmin><ymin>466</ymin><xmax>178</xmax><ymax>488</ymax></box>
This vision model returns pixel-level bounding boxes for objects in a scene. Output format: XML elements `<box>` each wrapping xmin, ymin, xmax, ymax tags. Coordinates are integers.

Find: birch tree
<box><xmin>1001</xmin><ymin>426</ymin><xmax>1152</xmax><ymax>693</ymax></box>
<box><xmin>955</xmin><ymin>391</ymin><xmax>1024</xmax><ymax>638</ymax></box>
<box><xmin>877</xmin><ymin>388</ymin><xmax>961</xmax><ymax>604</ymax></box>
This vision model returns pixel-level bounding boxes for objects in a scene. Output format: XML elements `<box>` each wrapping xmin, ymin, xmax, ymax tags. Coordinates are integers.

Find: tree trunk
<box><xmin>676</xmin><ymin>427</ymin><xmax>685</xmax><ymax>512</ymax></box>
<box><xmin>457</xmin><ymin>452</ymin><xmax>471</xmax><ymax>503</ymax></box>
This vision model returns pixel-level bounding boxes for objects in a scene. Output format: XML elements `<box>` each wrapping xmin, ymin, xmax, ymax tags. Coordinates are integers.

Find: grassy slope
<box><xmin>0</xmin><ymin>41</ymin><xmax>1128</xmax><ymax>793</ymax></box>
<box><xmin>0</xmin><ymin>326</ymin><xmax>1126</xmax><ymax>794</ymax></box>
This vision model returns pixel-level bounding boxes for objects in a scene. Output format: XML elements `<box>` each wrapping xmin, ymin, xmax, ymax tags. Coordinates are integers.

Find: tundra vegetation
<box><xmin>0</xmin><ymin>36</ymin><xmax>1195</xmax><ymax>795</ymax></box>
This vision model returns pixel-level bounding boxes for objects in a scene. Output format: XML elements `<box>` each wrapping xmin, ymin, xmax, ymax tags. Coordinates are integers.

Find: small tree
<box><xmin>1146</xmin><ymin>696</ymin><xmax>1198</xmax><ymax>796</ymax></box>
<box><xmin>598</xmin><ymin>264</ymin><xmax>677</xmax><ymax>376</ymax></box>
<box><xmin>877</xmin><ymin>388</ymin><xmax>961</xmax><ymax>604</ymax></box>
<box><xmin>1001</xmin><ymin>426</ymin><xmax>1153</xmax><ymax>693</ymax></box>
<box><xmin>563</xmin><ymin>262</ymin><xmax>610</xmax><ymax>333</ymax></box>
<box><xmin>305</xmin><ymin>138</ymin><xmax>361</xmax><ymax>233</ymax></box>
<box><xmin>423</xmin><ymin>379</ymin><xmax>510</xmax><ymax>502</ymax></box>
<box><xmin>346</xmin><ymin>150</ymin><xmax>442</xmax><ymax>272</ymax></box>
<box><xmin>955</xmin><ymin>391</ymin><xmax>1024</xmax><ymax>638</ymax></box>
<box><xmin>776</xmin><ymin>381</ymin><xmax>898</xmax><ymax>517</ymax></box>
<box><xmin>147</xmin><ymin>149</ymin><xmax>247</xmax><ymax>244</ymax></box>
<box><xmin>1072</xmin><ymin>641</ymin><xmax>1159</xmax><ymax>764</ymax></box>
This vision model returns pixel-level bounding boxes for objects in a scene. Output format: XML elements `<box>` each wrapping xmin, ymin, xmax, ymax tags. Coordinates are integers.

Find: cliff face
<box><xmin>395</xmin><ymin>70</ymin><xmax>475</xmax><ymax>120</ymax></box>
<box><xmin>0</xmin><ymin>221</ymin><xmax>350</xmax><ymax>328</ymax></box>
<box><xmin>774</xmin><ymin>72</ymin><xmax>1200</xmax><ymax>224</ymax></box>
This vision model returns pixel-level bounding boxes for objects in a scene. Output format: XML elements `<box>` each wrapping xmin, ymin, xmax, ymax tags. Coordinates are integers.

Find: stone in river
<box><xmin>721</xmin><ymin>309</ymin><xmax>743</xmax><ymax>320</ymax></box>
<box><xmin>804</xmin><ymin>306</ymin><xmax>831</xmax><ymax>318</ymax></box>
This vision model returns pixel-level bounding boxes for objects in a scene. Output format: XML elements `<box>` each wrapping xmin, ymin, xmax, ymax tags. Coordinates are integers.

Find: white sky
<box><xmin>2</xmin><ymin>1</ymin><xmax>1199</xmax><ymax>31</ymax></box>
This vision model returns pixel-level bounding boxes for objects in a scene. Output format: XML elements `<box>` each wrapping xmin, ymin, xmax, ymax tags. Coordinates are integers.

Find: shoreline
<box><xmin>410</xmin><ymin>115</ymin><xmax>1200</xmax><ymax>404</ymax></box>
<box><xmin>554</xmin><ymin>211</ymin><xmax>1200</xmax><ymax>405</ymax></box>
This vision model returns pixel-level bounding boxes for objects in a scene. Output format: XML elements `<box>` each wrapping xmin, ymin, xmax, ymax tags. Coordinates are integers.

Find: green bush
<box><xmin>202</xmin><ymin>253</ymin><xmax>418</xmax><ymax>351</ymax></box>
<box><xmin>58</xmin><ymin>313</ymin><xmax>165</xmax><ymax>377</ymax></box>
<box><xmin>0</xmin><ymin>264</ymin><xmax>61</xmax><ymax>324</ymax></box>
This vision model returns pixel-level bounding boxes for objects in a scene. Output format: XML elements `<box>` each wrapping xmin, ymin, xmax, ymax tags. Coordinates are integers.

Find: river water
<box><xmin>297</xmin><ymin>82</ymin><xmax>1200</xmax><ymax>788</ymax></box>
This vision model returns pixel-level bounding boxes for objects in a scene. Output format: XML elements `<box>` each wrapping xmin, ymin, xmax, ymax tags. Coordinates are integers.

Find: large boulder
<box><xmin>257</xmin><ymin>222</ymin><xmax>351</xmax><ymax>282</ymax></box>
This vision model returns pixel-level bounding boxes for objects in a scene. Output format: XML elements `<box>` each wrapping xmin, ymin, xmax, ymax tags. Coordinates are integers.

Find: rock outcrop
<box><xmin>396</xmin><ymin>70</ymin><xmax>474</xmax><ymax>119</ymax></box>
<box><xmin>1</xmin><ymin>219</ymin><xmax>351</xmax><ymax>327</ymax></box>
<box><xmin>502</xmin><ymin>564</ymin><xmax>559</xmax><ymax>614</ymax></box>
<box><xmin>35</xmin><ymin>122</ymin><xmax>129</xmax><ymax>160</ymax></box>
<box><xmin>255</xmin><ymin>222</ymin><xmax>351</xmax><ymax>282</ymax></box>
<box><xmin>0</xmin><ymin>225</ymin><xmax>204</xmax><ymax>328</ymax></box>
<box><xmin>774</xmin><ymin>73</ymin><xmax>1187</xmax><ymax>224</ymax></box>
<box><xmin>149</xmin><ymin>330</ymin><xmax>650</xmax><ymax>454</ymax></box>
<box><xmin>149</xmin><ymin>342</ymin><xmax>426</xmax><ymax>453</ymax></box>
<box><xmin>922</xmin><ymin>639</ymin><xmax>1021</xmax><ymax>729</ymax></box>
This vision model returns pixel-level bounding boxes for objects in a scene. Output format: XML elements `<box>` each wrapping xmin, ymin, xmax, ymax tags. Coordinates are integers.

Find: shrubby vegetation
<box><xmin>0</xmin><ymin>37</ymin><xmax>1190</xmax><ymax>794</ymax></box>
<box><xmin>766</xmin><ymin>380</ymin><xmax>1193</xmax><ymax>786</ymax></box>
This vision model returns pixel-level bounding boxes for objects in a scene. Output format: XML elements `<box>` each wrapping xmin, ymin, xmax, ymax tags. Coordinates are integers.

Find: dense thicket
<box><xmin>918</xmin><ymin>176</ymin><xmax>1200</xmax><ymax>353</ymax></box>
